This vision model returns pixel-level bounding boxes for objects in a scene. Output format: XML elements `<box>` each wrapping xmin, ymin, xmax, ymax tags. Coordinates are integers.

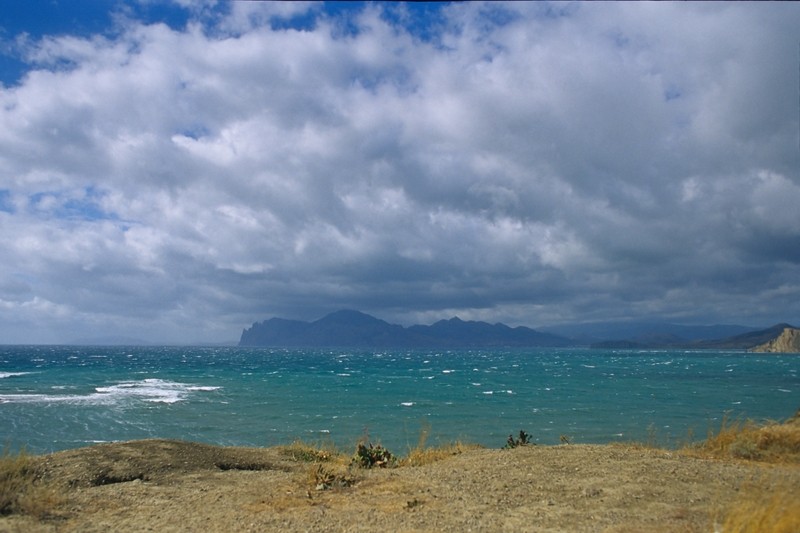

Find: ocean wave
<box><xmin>0</xmin><ymin>378</ymin><xmax>220</xmax><ymax>405</ymax></box>
<box><xmin>0</xmin><ymin>371</ymin><xmax>32</xmax><ymax>379</ymax></box>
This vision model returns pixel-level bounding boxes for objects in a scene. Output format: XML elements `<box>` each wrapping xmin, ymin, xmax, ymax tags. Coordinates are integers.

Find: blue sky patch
<box><xmin>0</xmin><ymin>189</ymin><xmax>14</xmax><ymax>213</ymax></box>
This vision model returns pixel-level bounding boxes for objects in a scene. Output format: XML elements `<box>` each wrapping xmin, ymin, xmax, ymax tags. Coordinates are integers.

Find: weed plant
<box><xmin>503</xmin><ymin>430</ymin><xmax>533</xmax><ymax>449</ymax></box>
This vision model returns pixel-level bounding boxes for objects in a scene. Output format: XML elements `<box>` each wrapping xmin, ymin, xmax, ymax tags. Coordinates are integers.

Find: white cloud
<box><xmin>0</xmin><ymin>2</ymin><xmax>798</xmax><ymax>343</ymax></box>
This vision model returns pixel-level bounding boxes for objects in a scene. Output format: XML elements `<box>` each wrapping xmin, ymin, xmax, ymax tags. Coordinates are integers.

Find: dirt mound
<box><xmin>37</xmin><ymin>439</ymin><xmax>288</xmax><ymax>488</ymax></box>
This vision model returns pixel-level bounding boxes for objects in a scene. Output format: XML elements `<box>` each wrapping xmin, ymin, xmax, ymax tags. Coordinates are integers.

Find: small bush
<box><xmin>306</xmin><ymin>463</ymin><xmax>356</xmax><ymax>491</ymax></box>
<box><xmin>504</xmin><ymin>430</ymin><xmax>534</xmax><ymax>449</ymax></box>
<box><xmin>351</xmin><ymin>443</ymin><xmax>394</xmax><ymax>468</ymax></box>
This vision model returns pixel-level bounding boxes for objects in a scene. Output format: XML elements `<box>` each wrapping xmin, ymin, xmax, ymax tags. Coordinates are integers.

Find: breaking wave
<box><xmin>0</xmin><ymin>378</ymin><xmax>220</xmax><ymax>405</ymax></box>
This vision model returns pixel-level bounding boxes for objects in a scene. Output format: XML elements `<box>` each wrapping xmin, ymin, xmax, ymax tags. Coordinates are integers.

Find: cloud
<box><xmin>0</xmin><ymin>2</ymin><xmax>798</xmax><ymax>343</ymax></box>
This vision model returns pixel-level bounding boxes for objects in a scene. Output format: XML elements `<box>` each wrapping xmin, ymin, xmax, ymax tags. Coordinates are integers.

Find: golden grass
<box><xmin>687</xmin><ymin>414</ymin><xmax>800</xmax><ymax>464</ymax></box>
<box><xmin>716</xmin><ymin>479</ymin><xmax>800</xmax><ymax>533</ymax></box>
<box><xmin>398</xmin><ymin>422</ymin><xmax>482</xmax><ymax>467</ymax></box>
<box><xmin>0</xmin><ymin>447</ymin><xmax>61</xmax><ymax>518</ymax></box>
<box><xmin>400</xmin><ymin>441</ymin><xmax>481</xmax><ymax>467</ymax></box>
<box><xmin>278</xmin><ymin>439</ymin><xmax>339</xmax><ymax>463</ymax></box>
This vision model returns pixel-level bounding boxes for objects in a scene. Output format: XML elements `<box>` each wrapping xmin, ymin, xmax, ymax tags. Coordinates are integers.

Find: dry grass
<box><xmin>686</xmin><ymin>413</ymin><xmax>800</xmax><ymax>464</ymax></box>
<box><xmin>401</xmin><ymin>441</ymin><xmax>481</xmax><ymax>467</ymax></box>
<box><xmin>689</xmin><ymin>413</ymin><xmax>800</xmax><ymax>532</ymax></box>
<box><xmin>278</xmin><ymin>439</ymin><xmax>339</xmax><ymax>463</ymax></box>
<box><xmin>715</xmin><ymin>478</ymin><xmax>800</xmax><ymax>533</ymax></box>
<box><xmin>276</xmin><ymin>440</ymin><xmax>360</xmax><ymax>491</ymax></box>
<box><xmin>399</xmin><ymin>422</ymin><xmax>482</xmax><ymax>467</ymax></box>
<box><xmin>0</xmin><ymin>447</ymin><xmax>62</xmax><ymax>518</ymax></box>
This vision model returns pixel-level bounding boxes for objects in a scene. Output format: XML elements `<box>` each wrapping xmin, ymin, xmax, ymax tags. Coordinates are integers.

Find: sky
<box><xmin>0</xmin><ymin>1</ymin><xmax>799</xmax><ymax>344</ymax></box>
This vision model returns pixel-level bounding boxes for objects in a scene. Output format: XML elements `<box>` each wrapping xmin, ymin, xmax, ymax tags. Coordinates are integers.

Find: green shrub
<box><xmin>351</xmin><ymin>443</ymin><xmax>394</xmax><ymax>468</ymax></box>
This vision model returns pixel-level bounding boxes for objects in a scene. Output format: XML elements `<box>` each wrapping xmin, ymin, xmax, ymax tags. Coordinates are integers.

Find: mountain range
<box><xmin>239</xmin><ymin>310</ymin><xmax>571</xmax><ymax>348</ymax></box>
<box><xmin>239</xmin><ymin>310</ymin><xmax>794</xmax><ymax>350</ymax></box>
<box><xmin>589</xmin><ymin>323</ymin><xmax>796</xmax><ymax>350</ymax></box>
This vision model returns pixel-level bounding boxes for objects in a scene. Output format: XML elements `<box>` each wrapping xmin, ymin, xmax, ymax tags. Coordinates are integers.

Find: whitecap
<box><xmin>0</xmin><ymin>378</ymin><xmax>220</xmax><ymax>405</ymax></box>
<box><xmin>400</xmin><ymin>402</ymin><xmax>414</xmax><ymax>407</ymax></box>
<box><xmin>778</xmin><ymin>389</ymin><xmax>792</xmax><ymax>393</ymax></box>
<box><xmin>0</xmin><ymin>371</ymin><xmax>30</xmax><ymax>379</ymax></box>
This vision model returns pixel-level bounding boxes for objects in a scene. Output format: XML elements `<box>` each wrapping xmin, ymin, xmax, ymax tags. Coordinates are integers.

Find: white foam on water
<box><xmin>0</xmin><ymin>372</ymin><xmax>31</xmax><ymax>379</ymax></box>
<box><xmin>400</xmin><ymin>402</ymin><xmax>414</xmax><ymax>407</ymax></box>
<box><xmin>0</xmin><ymin>378</ymin><xmax>220</xmax><ymax>405</ymax></box>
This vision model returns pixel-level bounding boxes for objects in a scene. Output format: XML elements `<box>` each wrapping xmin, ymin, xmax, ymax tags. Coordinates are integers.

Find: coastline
<box><xmin>3</xmin><ymin>416</ymin><xmax>799</xmax><ymax>532</ymax></box>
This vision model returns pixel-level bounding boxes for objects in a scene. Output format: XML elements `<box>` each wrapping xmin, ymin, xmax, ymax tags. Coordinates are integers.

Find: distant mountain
<box><xmin>68</xmin><ymin>336</ymin><xmax>154</xmax><ymax>346</ymax></box>
<box><xmin>240</xmin><ymin>311</ymin><xmax>796</xmax><ymax>350</ymax></box>
<box><xmin>542</xmin><ymin>321</ymin><xmax>756</xmax><ymax>345</ymax></box>
<box><xmin>239</xmin><ymin>310</ymin><xmax>571</xmax><ymax>348</ymax></box>
<box><xmin>406</xmin><ymin>316</ymin><xmax>571</xmax><ymax>348</ymax></box>
<box><xmin>695</xmin><ymin>323</ymin><xmax>796</xmax><ymax>349</ymax></box>
<box><xmin>591</xmin><ymin>323</ymin><xmax>796</xmax><ymax>350</ymax></box>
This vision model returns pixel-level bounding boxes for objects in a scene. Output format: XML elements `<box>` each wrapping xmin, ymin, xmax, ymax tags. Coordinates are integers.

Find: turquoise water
<box><xmin>1</xmin><ymin>346</ymin><xmax>798</xmax><ymax>454</ymax></box>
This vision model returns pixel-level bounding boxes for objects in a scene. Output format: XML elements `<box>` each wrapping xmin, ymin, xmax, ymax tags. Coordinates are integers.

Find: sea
<box><xmin>1</xmin><ymin>345</ymin><xmax>798</xmax><ymax>455</ymax></box>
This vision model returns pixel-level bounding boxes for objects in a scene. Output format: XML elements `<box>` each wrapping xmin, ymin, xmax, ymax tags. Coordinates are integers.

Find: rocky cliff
<box><xmin>751</xmin><ymin>327</ymin><xmax>800</xmax><ymax>353</ymax></box>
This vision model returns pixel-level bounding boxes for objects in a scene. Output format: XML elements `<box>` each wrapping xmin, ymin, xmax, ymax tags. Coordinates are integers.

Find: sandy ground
<box><xmin>3</xmin><ymin>438</ymin><xmax>799</xmax><ymax>533</ymax></box>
